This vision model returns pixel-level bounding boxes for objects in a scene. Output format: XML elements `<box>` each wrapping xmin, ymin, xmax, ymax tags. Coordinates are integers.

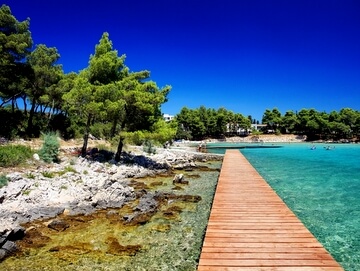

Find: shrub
<box><xmin>0</xmin><ymin>145</ymin><xmax>33</xmax><ymax>167</ymax></box>
<box><xmin>95</xmin><ymin>143</ymin><xmax>112</xmax><ymax>152</ymax></box>
<box><xmin>0</xmin><ymin>174</ymin><xmax>9</xmax><ymax>188</ymax></box>
<box><xmin>150</xmin><ymin>119</ymin><xmax>177</xmax><ymax>144</ymax></box>
<box><xmin>26</xmin><ymin>172</ymin><xmax>36</xmax><ymax>179</ymax></box>
<box><xmin>0</xmin><ymin>107</ymin><xmax>27</xmax><ymax>140</ymax></box>
<box><xmin>58</xmin><ymin>166</ymin><xmax>77</xmax><ymax>175</ymax></box>
<box><xmin>41</xmin><ymin>171</ymin><xmax>55</xmax><ymax>178</ymax></box>
<box><xmin>124</xmin><ymin>131</ymin><xmax>146</xmax><ymax>146</ymax></box>
<box><xmin>39</xmin><ymin>132</ymin><xmax>60</xmax><ymax>163</ymax></box>
<box><xmin>90</xmin><ymin>122</ymin><xmax>113</xmax><ymax>140</ymax></box>
<box><xmin>22</xmin><ymin>189</ymin><xmax>31</xmax><ymax>195</ymax></box>
<box><xmin>143</xmin><ymin>139</ymin><xmax>157</xmax><ymax>154</ymax></box>
<box><xmin>48</xmin><ymin>113</ymin><xmax>74</xmax><ymax>140</ymax></box>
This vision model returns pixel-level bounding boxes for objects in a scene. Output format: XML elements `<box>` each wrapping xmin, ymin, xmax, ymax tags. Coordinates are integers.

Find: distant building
<box><xmin>163</xmin><ymin>114</ymin><xmax>174</xmax><ymax>122</ymax></box>
<box><xmin>251</xmin><ymin>124</ymin><xmax>266</xmax><ymax>131</ymax></box>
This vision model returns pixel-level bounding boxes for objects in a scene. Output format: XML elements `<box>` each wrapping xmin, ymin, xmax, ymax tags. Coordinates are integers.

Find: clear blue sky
<box><xmin>4</xmin><ymin>0</ymin><xmax>360</xmax><ymax>122</ymax></box>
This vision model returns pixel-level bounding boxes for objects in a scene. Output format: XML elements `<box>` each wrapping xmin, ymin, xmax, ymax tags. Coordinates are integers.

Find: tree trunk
<box><xmin>114</xmin><ymin>135</ymin><xmax>125</xmax><ymax>162</ymax></box>
<box><xmin>11</xmin><ymin>99</ymin><xmax>15</xmax><ymax>114</ymax></box>
<box><xmin>22</xmin><ymin>95</ymin><xmax>27</xmax><ymax>115</ymax></box>
<box><xmin>27</xmin><ymin>99</ymin><xmax>36</xmax><ymax>137</ymax></box>
<box><xmin>81</xmin><ymin>114</ymin><xmax>92</xmax><ymax>157</ymax></box>
<box><xmin>115</xmin><ymin>113</ymin><xmax>127</xmax><ymax>162</ymax></box>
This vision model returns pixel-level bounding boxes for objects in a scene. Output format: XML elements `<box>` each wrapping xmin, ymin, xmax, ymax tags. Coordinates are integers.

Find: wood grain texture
<box><xmin>197</xmin><ymin>150</ymin><xmax>343</xmax><ymax>271</ymax></box>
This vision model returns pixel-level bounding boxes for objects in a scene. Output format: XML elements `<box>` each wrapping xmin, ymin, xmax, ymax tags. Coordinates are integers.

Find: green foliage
<box><xmin>1</xmin><ymin>7</ymin><xmax>359</xmax><ymax>144</ymax></box>
<box><xmin>39</xmin><ymin>132</ymin><xmax>60</xmax><ymax>163</ymax></box>
<box><xmin>58</xmin><ymin>166</ymin><xmax>77</xmax><ymax>176</ymax></box>
<box><xmin>90</xmin><ymin>122</ymin><xmax>113</xmax><ymax>140</ymax></box>
<box><xmin>64</xmin><ymin>166</ymin><xmax>77</xmax><ymax>173</ymax></box>
<box><xmin>69</xmin><ymin>158</ymin><xmax>76</xmax><ymax>165</ymax></box>
<box><xmin>0</xmin><ymin>144</ymin><xmax>33</xmax><ymax>167</ymax></box>
<box><xmin>25</xmin><ymin>172</ymin><xmax>35</xmax><ymax>179</ymax></box>
<box><xmin>41</xmin><ymin>171</ymin><xmax>55</xmax><ymax>178</ymax></box>
<box><xmin>22</xmin><ymin>189</ymin><xmax>31</xmax><ymax>195</ymax></box>
<box><xmin>48</xmin><ymin>113</ymin><xmax>75</xmax><ymax>140</ymax></box>
<box><xmin>143</xmin><ymin>139</ymin><xmax>157</xmax><ymax>154</ymax></box>
<box><xmin>175</xmin><ymin>126</ymin><xmax>192</xmax><ymax>140</ymax></box>
<box><xmin>0</xmin><ymin>108</ymin><xmax>27</xmax><ymax>139</ymax></box>
<box><xmin>123</xmin><ymin>120</ymin><xmax>176</xmax><ymax>146</ymax></box>
<box><xmin>251</xmin><ymin>129</ymin><xmax>262</xmax><ymax>136</ymax></box>
<box><xmin>123</xmin><ymin>131</ymin><xmax>147</xmax><ymax>145</ymax></box>
<box><xmin>150</xmin><ymin>119</ymin><xmax>177</xmax><ymax>144</ymax></box>
<box><xmin>0</xmin><ymin>174</ymin><xmax>9</xmax><ymax>188</ymax></box>
<box><xmin>25</xmin><ymin>44</ymin><xmax>63</xmax><ymax>137</ymax></box>
<box><xmin>0</xmin><ymin>108</ymin><xmax>74</xmax><ymax>140</ymax></box>
<box><xmin>94</xmin><ymin>143</ymin><xmax>113</xmax><ymax>152</ymax></box>
<box><xmin>0</xmin><ymin>5</ymin><xmax>32</xmax><ymax>62</ymax></box>
<box><xmin>0</xmin><ymin>5</ymin><xmax>33</xmax><ymax>109</ymax></box>
<box><xmin>175</xmin><ymin>106</ymin><xmax>251</xmax><ymax>140</ymax></box>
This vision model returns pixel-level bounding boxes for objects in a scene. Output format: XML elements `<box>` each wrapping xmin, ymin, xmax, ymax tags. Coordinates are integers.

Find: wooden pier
<box><xmin>197</xmin><ymin>150</ymin><xmax>344</xmax><ymax>271</ymax></box>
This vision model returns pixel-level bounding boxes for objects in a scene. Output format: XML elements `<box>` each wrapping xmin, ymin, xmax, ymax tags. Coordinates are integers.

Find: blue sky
<box><xmin>4</xmin><ymin>0</ymin><xmax>360</xmax><ymax>122</ymax></box>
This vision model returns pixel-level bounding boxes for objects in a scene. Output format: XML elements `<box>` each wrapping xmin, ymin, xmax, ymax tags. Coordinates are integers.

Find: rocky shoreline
<box><xmin>0</xmin><ymin>145</ymin><xmax>222</xmax><ymax>262</ymax></box>
<box><xmin>225</xmin><ymin>134</ymin><xmax>307</xmax><ymax>143</ymax></box>
<box><xmin>0</xmin><ymin>134</ymin><xmax>315</xmax><ymax>262</ymax></box>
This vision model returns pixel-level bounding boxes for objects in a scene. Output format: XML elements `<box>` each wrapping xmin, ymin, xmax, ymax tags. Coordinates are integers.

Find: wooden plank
<box><xmin>197</xmin><ymin>150</ymin><xmax>344</xmax><ymax>270</ymax></box>
<box><xmin>199</xmin><ymin>252</ymin><xmax>336</xmax><ymax>260</ymax></box>
<box><xmin>199</xmin><ymin>259</ymin><xmax>341</xmax><ymax>266</ymax></box>
<box><xmin>198</xmin><ymin>266</ymin><xmax>342</xmax><ymax>271</ymax></box>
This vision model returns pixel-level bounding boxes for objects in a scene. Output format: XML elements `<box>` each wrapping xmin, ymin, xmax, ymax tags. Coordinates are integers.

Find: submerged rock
<box><xmin>0</xmin><ymin>227</ymin><xmax>25</xmax><ymax>261</ymax></box>
<box><xmin>106</xmin><ymin>237</ymin><xmax>142</xmax><ymax>256</ymax></box>
<box><xmin>46</xmin><ymin>219</ymin><xmax>70</xmax><ymax>232</ymax></box>
<box><xmin>172</xmin><ymin>174</ymin><xmax>189</xmax><ymax>185</ymax></box>
<box><xmin>0</xmin><ymin>145</ymin><xmax>221</xmax><ymax>262</ymax></box>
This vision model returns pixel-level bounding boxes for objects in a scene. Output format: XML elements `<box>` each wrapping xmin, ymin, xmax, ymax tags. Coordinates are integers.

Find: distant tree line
<box><xmin>175</xmin><ymin>106</ymin><xmax>360</xmax><ymax>141</ymax></box>
<box><xmin>0</xmin><ymin>5</ymin><xmax>175</xmax><ymax>160</ymax></box>
<box><xmin>1</xmin><ymin>4</ymin><xmax>359</xmax><ymax>150</ymax></box>
<box><xmin>175</xmin><ymin>106</ymin><xmax>252</xmax><ymax>140</ymax></box>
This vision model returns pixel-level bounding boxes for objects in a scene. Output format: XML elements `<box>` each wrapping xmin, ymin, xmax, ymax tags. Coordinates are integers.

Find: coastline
<box><xmin>173</xmin><ymin>134</ymin><xmax>306</xmax><ymax>149</ymax></box>
<box><xmin>0</xmin><ymin>142</ymin><xmax>222</xmax><ymax>264</ymax></box>
<box><xmin>224</xmin><ymin>134</ymin><xmax>306</xmax><ymax>143</ymax></box>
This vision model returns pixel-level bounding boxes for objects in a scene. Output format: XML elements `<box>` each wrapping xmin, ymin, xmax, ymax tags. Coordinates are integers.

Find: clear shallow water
<box><xmin>207</xmin><ymin>143</ymin><xmax>360</xmax><ymax>271</ymax></box>
<box><xmin>1</xmin><ymin>162</ymin><xmax>221</xmax><ymax>271</ymax></box>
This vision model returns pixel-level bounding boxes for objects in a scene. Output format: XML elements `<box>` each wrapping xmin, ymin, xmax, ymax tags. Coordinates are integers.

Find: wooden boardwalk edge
<box><xmin>197</xmin><ymin>149</ymin><xmax>344</xmax><ymax>271</ymax></box>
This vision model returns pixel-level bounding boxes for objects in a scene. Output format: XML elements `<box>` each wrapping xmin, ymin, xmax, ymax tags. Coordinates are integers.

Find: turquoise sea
<box><xmin>207</xmin><ymin>142</ymin><xmax>360</xmax><ymax>271</ymax></box>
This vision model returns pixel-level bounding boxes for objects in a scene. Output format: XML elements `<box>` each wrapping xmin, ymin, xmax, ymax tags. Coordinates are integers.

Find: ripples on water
<box><xmin>208</xmin><ymin>142</ymin><xmax>360</xmax><ymax>271</ymax></box>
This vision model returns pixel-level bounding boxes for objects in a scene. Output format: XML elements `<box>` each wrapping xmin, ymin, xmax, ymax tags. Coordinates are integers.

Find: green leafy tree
<box><xmin>0</xmin><ymin>4</ymin><xmax>32</xmax><ymax>110</ymax></box>
<box><xmin>215</xmin><ymin>108</ymin><xmax>229</xmax><ymax>137</ymax></box>
<box><xmin>115</xmin><ymin>74</ymin><xmax>170</xmax><ymax>160</ymax></box>
<box><xmin>296</xmin><ymin>108</ymin><xmax>327</xmax><ymax>139</ymax></box>
<box><xmin>63</xmin><ymin>70</ymin><xmax>101</xmax><ymax>155</ymax></box>
<box><xmin>26</xmin><ymin>44</ymin><xmax>62</xmax><ymax>136</ymax></box>
<box><xmin>64</xmin><ymin>33</ymin><xmax>126</xmax><ymax>156</ymax></box>
<box><xmin>339</xmin><ymin>108</ymin><xmax>358</xmax><ymax>138</ymax></box>
<box><xmin>175</xmin><ymin>107</ymin><xmax>192</xmax><ymax>139</ymax></box>
<box><xmin>281</xmin><ymin>110</ymin><xmax>298</xmax><ymax>133</ymax></box>
<box><xmin>149</xmin><ymin>117</ymin><xmax>177</xmax><ymax>144</ymax></box>
<box><xmin>262</xmin><ymin>108</ymin><xmax>282</xmax><ymax>133</ymax></box>
<box><xmin>38</xmin><ymin>70</ymin><xmax>74</xmax><ymax>116</ymax></box>
<box><xmin>235</xmin><ymin>113</ymin><xmax>251</xmax><ymax>134</ymax></box>
<box><xmin>64</xmin><ymin>32</ymin><xmax>170</xmax><ymax>159</ymax></box>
